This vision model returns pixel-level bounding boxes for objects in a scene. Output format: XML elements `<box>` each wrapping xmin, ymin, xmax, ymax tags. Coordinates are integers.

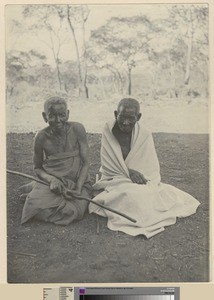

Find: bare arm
<box><xmin>33</xmin><ymin>132</ymin><xmax>65</xmax><ymax>194</ymax></box>
<box><xmin>73</xmin><ymin>124</ymin><xmax>90</xmax><ymax>194</ymax></box>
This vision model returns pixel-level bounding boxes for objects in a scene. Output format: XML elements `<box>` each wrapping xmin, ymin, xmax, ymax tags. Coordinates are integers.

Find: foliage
<box><xmin>6</xmin><ymin>4</ymin><xmax>209</xmax><ymax>101</ymax></box>
<box><xmin>88</xmin><ymin>16</ymin><xmax>161</xmax><ymax>95</ymax></box>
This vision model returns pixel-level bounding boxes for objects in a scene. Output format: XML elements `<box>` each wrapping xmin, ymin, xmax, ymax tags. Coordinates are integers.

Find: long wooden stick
<box><xmin>8</xmin><ymin>250</ymin><xmax>36</xmax><ymax>257</ymax></box>
<box><xmin>7</xmin><ymin>169</ymin><xmax>137</xmax><ymax>223</ymax></box>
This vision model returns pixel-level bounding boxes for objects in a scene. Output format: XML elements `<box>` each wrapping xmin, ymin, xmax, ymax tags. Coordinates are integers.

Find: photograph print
<box><xmin>6</xmin><ymin>3</ymin><xmax>209</xmax><ymax>283</ymax></box>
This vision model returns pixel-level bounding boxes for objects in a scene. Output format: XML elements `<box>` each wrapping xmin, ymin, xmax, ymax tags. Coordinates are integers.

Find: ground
<box><xmin>7</xmin><ymin>99</ymin><xmax>208</xmax><ymax>134</ymax></box>
<box><xmin>7</xmin><ymin>132</ymin><xmax>209</xmax><ymax>283</ymax></box>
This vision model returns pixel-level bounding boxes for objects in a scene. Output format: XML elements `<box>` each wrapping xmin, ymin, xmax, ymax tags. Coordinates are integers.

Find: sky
<box><xmin>5</xmin><ymin>4</ymin><xmax>170</xmax><ymax>65</ymax></box>
<box><xmin>5</xmin><ymin>3</ymin><xmax>208</xmax><ymax>66</ymax></box>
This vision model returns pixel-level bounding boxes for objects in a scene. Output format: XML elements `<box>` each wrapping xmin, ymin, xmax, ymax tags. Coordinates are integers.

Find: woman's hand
<box><xmin>128</xmin><ymin>169</ymin><xmax>148</xmax><ymax>185</ymax></box>
<box><xmin>50</xmin><ymin>177</ymin><xmax>65</xmax><ymax>195</ymax></box>
<box><xmin>71</xmin><ymin>184</ymin><xmax>83</xmax><ymax>197</ymax></box>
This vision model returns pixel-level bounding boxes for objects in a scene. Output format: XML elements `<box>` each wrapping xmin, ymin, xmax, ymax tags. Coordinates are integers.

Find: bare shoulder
<box><xmin>69</xmin><ymin>122</ymin><xmax>87</xmax><ymax>138</ymax></box>
<box><xmin>34</xmin><ymin>127</ymin><xmax>49</xmax><ymax>144</ymax></box>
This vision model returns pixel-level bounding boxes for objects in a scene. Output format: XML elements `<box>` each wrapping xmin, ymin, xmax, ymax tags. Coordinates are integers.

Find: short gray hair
<box><xmin>117</xmin><ymin>98</ymin><xmax>140</xmax><ymax>114</ymax></box>
<box><xmin>44</xmin><ymin>96</ymin><xmax>67</xmax><ymax>113</ymax></box>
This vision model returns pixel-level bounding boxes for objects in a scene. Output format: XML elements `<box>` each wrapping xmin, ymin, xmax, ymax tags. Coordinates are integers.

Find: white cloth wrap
<box><xmin>89</xmin><ymin>121</ymin><xmax>200</xmax><ymax>238</ymax></box>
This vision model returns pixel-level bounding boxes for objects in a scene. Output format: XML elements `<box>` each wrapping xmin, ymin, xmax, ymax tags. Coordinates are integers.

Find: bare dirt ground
<box><xmin>7</xmin><ymin>99</ymin><xmax>208</xmax><ymax>134</ymax></box>
<box><xmin>7</xmin><ymin>132</ymin><xmax>209</xmax><ymax>283</ymax></box>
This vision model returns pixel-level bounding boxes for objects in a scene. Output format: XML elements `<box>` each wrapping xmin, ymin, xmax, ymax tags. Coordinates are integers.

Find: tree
<box><xmin>67</xmin><ymin>5</ymin><xmax>90</xmax><ymax>98</ymax></box>
<box><xmin>168</xmin><ymin>4</ymin><xmax>208</xmax><ymax>85</ymax></box>
<box><xmin>60</xmin><ymin>60</ymin><xmax>79</xmax><ymax>93</ymax></box>
<box><xmin>86</xmin><ymin>43</ymin><xmax>125</xmax><ymax>95</ymax></box>
<box><xmin>22</xmin><ymin>5</ymin><xmax>70</xmax><ymax>91</ymax></box>
<box><xmin>6</xmin><ymin>50</ymin><xmax>43</xmax><ymax>95</ymax></box>
<box><xmin>10</xmin><ymin>5</ymin><xmax>90</xmax><ymax>97</ymax></box>
<box><xmin>89</xmin><ymin>16</ymin><xmax>160</xmax><ymax>95</ymax></box>
<box><xmin>145</xmin><ymin>4</ymin><xmax>208</xmax><ymax>98</ymax></box>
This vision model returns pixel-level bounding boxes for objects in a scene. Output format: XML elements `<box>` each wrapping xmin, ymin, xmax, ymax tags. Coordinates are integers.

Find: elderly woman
<box><xmin>90</xmin><ymin>98</ymin><xmax>200</xmax><ymax>238</ymax></box>
<box><xmin>21</xmin><ymin>96</ymin><xmax>92</xmax><ymax>225</ymax></box>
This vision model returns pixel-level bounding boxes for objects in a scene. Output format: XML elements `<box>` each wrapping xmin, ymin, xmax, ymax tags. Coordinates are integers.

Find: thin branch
<box><xmin>8</xmin><ymin>250</ymin><xmax>37</xmax><ymax>257</ymax></box>
<box><xmin>31</xmin><ymin>31</ymin><xmax>53</xmax><ymax>50</ymax></box>
<box><xmin>83</xmin><ymin>6</ymin><xmax>90</xmax><ymax>23</ymax></box>
<box><xmin>49</xmin><ymin>30</ymin><xmax>57</xmax><ymax>61</ymax></box>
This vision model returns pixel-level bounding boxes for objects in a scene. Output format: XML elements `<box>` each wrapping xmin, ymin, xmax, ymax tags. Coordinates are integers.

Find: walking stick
<box><xmin>7</xmin><ymin>169</ymin><xmax>137</xmax><ymax>223</ymax></box>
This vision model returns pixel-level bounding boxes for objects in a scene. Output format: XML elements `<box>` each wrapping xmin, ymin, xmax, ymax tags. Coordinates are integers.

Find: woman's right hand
<box><xmin>50</xmin><ymin>177</ymin><xmax>65</xmax><ymax>195</ymax></box>
<box><xmin>128</xmin><ymin>169</ymin><xmax>148</xmax><ymax>185</ymax></box>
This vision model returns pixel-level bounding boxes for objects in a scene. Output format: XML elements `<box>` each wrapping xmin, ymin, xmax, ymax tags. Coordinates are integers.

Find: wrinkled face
<box><xmin>43</xmin><ymin>103</ymin><xmax>69</xmax><ymax>131</ymax></box>
<box><xmin>115</xmin><ymin>105</ymin><xmax>141</xmax><ymax>133</ymax></box>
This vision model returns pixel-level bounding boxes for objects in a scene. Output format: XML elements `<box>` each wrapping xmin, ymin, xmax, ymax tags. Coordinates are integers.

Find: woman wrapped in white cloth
<box><xmin>89</xmin><ymin>98</ymin><xmax>200</xmax><ymax>238</ymax></box>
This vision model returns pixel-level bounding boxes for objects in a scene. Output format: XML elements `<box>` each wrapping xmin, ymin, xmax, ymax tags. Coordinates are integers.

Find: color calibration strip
<box><xmin>79</xmin><ymin>296</ymin><xmax>174</xmax><ymax>300</ymax></box>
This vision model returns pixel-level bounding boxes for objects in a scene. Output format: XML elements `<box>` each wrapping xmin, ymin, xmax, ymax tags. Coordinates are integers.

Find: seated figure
<box><xmin>21</xmin><ymin>96</ymin><xmax>92</xmax><ymax>225</ymax></box>
<box><xmin>89</xmin><ymin>98</ymin><xmax>200</xmax><ymax>238</ymax></box>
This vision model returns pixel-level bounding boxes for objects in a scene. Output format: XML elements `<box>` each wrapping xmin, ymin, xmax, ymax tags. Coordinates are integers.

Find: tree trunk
<box><xmin>116</xmin><ymin>70</ymin><xmax>123</xmax><ymax>94</ymax></box>
<box><xmin>184</xmin><ymin>12</ymin><xmax>193</xmax><ymax>85</ymax></box>
<box><xmin>128</xmin><ymin>67</ymin><xmax>132</xmax><ymax>95</ymax></box>
<box><xmin>112</xmin><ymin>73</ymin><xmax>118</xmax><ymax>93</ymax></box>
<box><xmin>106</xmin><ymin>66</ymin><xmax>123</xmax><ymax>94</ymax></box>
<box><xmin>169</xmin><ymin>54</ymin><xmax>176</xmax><ymax>98</ymax></box>
<box><xmin>55</xmin><ymin>60</ymin><xmax>62</xmax><ymax>90</ymax></box>
<box><xmin>97</xmin><ymin>76</ymin><xmax>106</xmax><ymax>98</ymax></box>
<box><xmin>184</xmin><ymin>39</ymin><xmax>192</xmax><ymax>85</ymax></box>
<box><xmin>67</xmin><ymin>5</ymin><xmax>89</xmax><ymax>98</ymax></box>
<box><xmin>6</xmin><ymin>84</ymin><xmax>14</xmax><ymax>100</ymax></box>
<box><xmin>48</xmin><ymin>29</ymin><xmax>63</xmax><ymax>91</ymax></box>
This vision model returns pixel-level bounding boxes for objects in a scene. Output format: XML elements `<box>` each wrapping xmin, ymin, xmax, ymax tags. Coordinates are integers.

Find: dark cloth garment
<box><xmin>21</xmin><ymin>151</ymin><xmax>92</xmax><ymax>225</ymax></box>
